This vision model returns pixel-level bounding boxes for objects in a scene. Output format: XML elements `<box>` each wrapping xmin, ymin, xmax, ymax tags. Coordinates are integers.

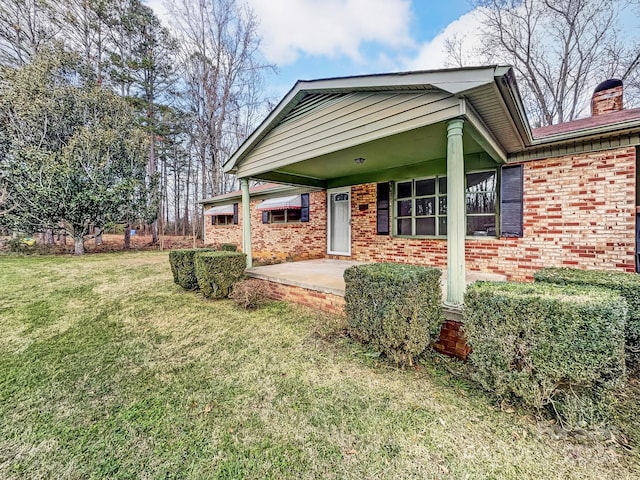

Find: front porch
<box><xmin>246</xmin><ymin>259</ymin><xmax>506</xmax><ymax>359</ymax></box>
<box><xmin>246</xmin><ymin>258</ymin><xmax>506</xmax><ymax>313</ymax></box>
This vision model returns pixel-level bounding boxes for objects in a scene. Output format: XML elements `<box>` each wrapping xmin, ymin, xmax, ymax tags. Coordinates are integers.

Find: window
<box><xmin>213</xmin><ymin>215</ymin><xmax>234</xmax><ymax>226</ymax></box>
<box><xmin>393</xmin><ymin>170</ymin><xmax>497</xmax><ymax>237</ymax></box>
<box><xmin>395</xmin><ymin>176</ymin><xmax>447</xmax><ymax>236</ymax></box>
<box><xmin>262</xmin><ymin>209</ymin><xmax>302</xmax><ymax>224</ymax></box>
<box><xmin>466</xmin><ymin>170</ymin><xmax>497</xmax><ymax>236</ymax></box>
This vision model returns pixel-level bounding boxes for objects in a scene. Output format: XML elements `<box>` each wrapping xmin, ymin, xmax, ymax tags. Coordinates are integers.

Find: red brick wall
<box><xmin>204</xmin><ymin>191</ymin><xmax>327</xmax><ymax>263</ymax></box>
<box><xmin>349</xmin><ymin>147</ymin><xmax>636</xmax><ymax>280</ymax></box>
<box><xmin>252</xmin><ymin>279</ymin><xmax>345</xmax><ymax>316</ymax></box>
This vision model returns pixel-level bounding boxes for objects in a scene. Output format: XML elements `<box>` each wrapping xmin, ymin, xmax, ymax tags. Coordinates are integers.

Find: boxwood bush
<box><xmin>464</xmin><ymin>281</ymin><xmax>627</xmax><ymax>427</ymax></box>
<box><xmin>534</xmin><ymin>267</ymin><xmax>640</xmax><ymax>368</ymax></box>
<box><xmin>194</xmin><ymin>251</ymin><xmax>247</xmax><ymax>299</ymax></box>
<box><xmin>168</xmin><ymin>248</ymin><xmax>215</xmax><ymax>290</ymax></box>
<box><xmin>344</xmin><ymin>263</ymin><xmax>443</xmax><ymax>367</ymax></box>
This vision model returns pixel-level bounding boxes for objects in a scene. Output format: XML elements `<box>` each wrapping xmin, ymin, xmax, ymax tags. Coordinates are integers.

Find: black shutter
<box><xmin>211</xmin><ymin>215</ymin><xmax>215</xmax><ymax>225</ymax></box>
<box><xmin>500</xmin><ymin>165</ymin><xmax>523</xmax><ymax>237</ymax></box>
<box><xmin>300</xmin><ymin>193</ymin><xmax>310</xmax><ymax>222</ymax></box>
<box><xmin>233</xmin><ymin>203</ymin><xmax>239</xmax><ymax>225</ymax></box>
<box><xmin>376</xmin><ymin>182</ymin><xmax>390</xmax><ymax>235</ymax></box>
<box><xmin>262</xmin><ymin>211</ymin><xmax>269</xmax><ymax>224</ymax></box>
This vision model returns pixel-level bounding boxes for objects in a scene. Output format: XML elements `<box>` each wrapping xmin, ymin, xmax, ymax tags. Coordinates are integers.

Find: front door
<box><xmin>327</xmin><ymin>188</ymin><xmax>351</xmax><ymax>256</ymax></box>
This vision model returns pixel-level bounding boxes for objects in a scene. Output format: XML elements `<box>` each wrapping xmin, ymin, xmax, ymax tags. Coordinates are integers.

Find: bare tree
<box><xmin>0</xmin><ymin>0</ymin><xmax>59</xmax><ymax>66</ymax></box>
<box><xmin>168</xmin><ymin>0</ymin><xmax>273</xmax><ymax>202</ymax></box>
<box><xmin>449</xmin><ymin>0</ymin><xmax>640</xmax><ymax>126</ymax></box>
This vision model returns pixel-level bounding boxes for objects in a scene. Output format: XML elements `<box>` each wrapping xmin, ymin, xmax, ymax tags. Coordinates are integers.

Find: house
<box><xmin>201</xmin><ymin>182</ymin><xmax>325</xmax><ymax>263</ymax></box>
<box><xmin>206</xmin><ymin>66</ymin><xmax>640</xmax><ymax>310</ymax></box>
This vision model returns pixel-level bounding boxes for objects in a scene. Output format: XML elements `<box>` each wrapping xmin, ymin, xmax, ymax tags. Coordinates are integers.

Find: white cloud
<box><xmin>245</xmin><ymin>0</ymin><xmax>414</xmax><ymax>65</ymax></box>
<box><xmin>403</xmin><ymin>8</ymin><xmax>484</xmax><ymax>71</ymax></box>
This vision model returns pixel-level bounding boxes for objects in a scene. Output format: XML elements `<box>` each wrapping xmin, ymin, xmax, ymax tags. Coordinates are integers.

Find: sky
<box><xmin>144</xmin><ymin>0</ymin><xmax>482</xmax><ymax>99</ymax></box>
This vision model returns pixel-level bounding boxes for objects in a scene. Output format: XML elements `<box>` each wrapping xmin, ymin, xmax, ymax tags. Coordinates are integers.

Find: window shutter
<box><xmin>233</xmin><ymin>203</ymin><xmax>239</xmax><ymax>225</ymax></box>
<box><xmin>376</xmin><ymin>182</ymin><xmax>390</xmax><ymax>235</ymax></box>
<box><xmin>211</xmin><ymin>215</ymin><xmax>215</xmax><ymax>226</ymax></box>
<box><xmin>500</xmin><ymin>165</ymin><xmax>523</xmax><ymax>237</ymax></box>
<box><xmin>300</xmin><ymin>193</ymin><xmax>310</xmax><ymax>222</ymax></box>
<box><xmin>262</xmin><ymin>211</ymin><xmax>269</xmax><ymax>224</ymax></box>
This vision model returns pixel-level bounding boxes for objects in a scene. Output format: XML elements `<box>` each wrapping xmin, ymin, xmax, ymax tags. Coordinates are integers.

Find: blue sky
<box><xmin>147</xmin><ymin>0</ymin><xmax>479</xmax><ymax>99</ymax></box>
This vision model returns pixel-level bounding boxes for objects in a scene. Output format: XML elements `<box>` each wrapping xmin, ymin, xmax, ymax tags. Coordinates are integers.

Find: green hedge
<box><xmin>464</xmin><ymin>281</ymin><xmax>626</xmax><ymax>427</ymax></box>
<box><xmin>344</xmin><ymin>263</ymin><xmax>443</xmax><ymax>367</ymax></box>
<box><xmin>168</xmin><ymin>249</ymin><xmax>216</xmax><ymax>290</ymax></box>
<box><xmin>194</xmin><ymin>251</ymin><xmax>247</xmax><ymax>299</ymax></box>
<box><xmin>220</xmin><ymin>243</ymin><xmax>238</xmax><ymax>252</ymax></box>
<box><xmin>534</xmin><ymin>267</ymin><xmax>640</xmax><ymax>366</ymax></box>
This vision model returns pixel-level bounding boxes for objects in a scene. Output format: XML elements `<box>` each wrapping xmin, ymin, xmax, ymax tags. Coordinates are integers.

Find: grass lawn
<box><xmin>1</xmin><ymin>251</ymin><xmax>639</xmax><ymax>479</ymax></box>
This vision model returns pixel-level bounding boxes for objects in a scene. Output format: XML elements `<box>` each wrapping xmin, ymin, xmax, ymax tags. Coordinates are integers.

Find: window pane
<box><xmin>416</xmin><ymin>217</ymin><xmax>435</xmax><ymax>235</ymax></box>
<box><xmin>439</xmin><ymin>217</ymin><xmax>447</xmax><ymax>236</ymax></box>
<box><xmin>397</xmin><ymin>199</ymin><xmax>412</xmax><ymax>216</ymax></box>
<box><xmin>438</xmin><ymin>176</ymin><xmax>447</xmax><ymax>194</ymax></box>
<box><xmin>415</xmin><ymin>197</ymin><xmax>435</xmax><ymax>216</ymax></box>
<box><xmin>466</xmin><ymin>192</ymin><xmax>496</xmax><ymax>214</ymax></box>
<box><xmin>439</xmin><ymin>196</ymin><xmax>447</xmax><ymax>215</ymax></box>
<box><xmin>271</xmin><ymin>210</ymin><xmax>285</xmax><ymax>223</ymax></box>
<box><xmin>397</xmin><ymin>218</ymin><xmax>412</xmax><ymax>235</ymax></box>
<box><xmin>466</xmin><ymin>171</ymin><xmax>496</xmax><ymax>193</ymax></box>
<box><xmin>415</xmin><ymin>178</ymin><xmax>435</xmax><ymax>196</ymax></box>
<box><xmin>467</xmin><ymin>215</ymin><xmax>496</xmax><ymax>236</ymax></box>
<box><xmin>397</xmin><ymin>181</ymin><xmax>412</xmax><ymax>198</ymax></box>
<box><xmin>287</xmin><ymin>209</ymin><xmax>301</xmax><ymax>221</ymax></box>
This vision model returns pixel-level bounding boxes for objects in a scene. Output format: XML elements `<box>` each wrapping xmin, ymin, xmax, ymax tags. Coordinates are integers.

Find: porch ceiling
<box><xmin>251</xmin><ymin>121</ymin><xmax>492</xmax><ymax>188</ymax></box>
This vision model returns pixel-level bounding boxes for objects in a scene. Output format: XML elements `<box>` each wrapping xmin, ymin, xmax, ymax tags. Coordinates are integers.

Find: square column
<box><xmin>446</xmin><ymin>118</ymin><xmax>465</xmax><ymax>306</ymax></box>
<box><xmin>240</xmin><ymin>178</ymin><xmax>253</xmax><ymax>268</ymax></box>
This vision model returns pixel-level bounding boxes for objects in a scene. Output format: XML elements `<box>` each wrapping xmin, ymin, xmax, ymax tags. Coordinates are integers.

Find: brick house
<box><xmin>204</xmin><ymin>66</ymin><xmax>640</xmax><ymax>307</ymax></box>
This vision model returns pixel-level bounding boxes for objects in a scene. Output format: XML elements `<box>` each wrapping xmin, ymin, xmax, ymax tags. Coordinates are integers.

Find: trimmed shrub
<box><xmin>220</xmin><ymin>243</ymin><xmax>238</xmax><ymax>252</ymax></box>
<box><xmin>534</xmin><ymin>267</ymin><xmax>640</xmax><ymax>366</ymax></box>
<box><xmin>464</xmin><ymin>281</ymin><xmax>626</xmax><ymax>427</ymax></box>
<box><xmin>168</xmin><ymin>248</ymin><xmax>216</xmax><ymax>290</ymax></box>
<box><xmin>8</xmin><ymin>237</ymin><xmax>38</xmax><ymax>254</ymax></box>
<box><xmin>229</xmin><ymin>278</ymin><xmax>269</xmax><ymax>309</ymax></box>
<box><xmin>344</xmin><ymin>263</ymin><xmax>443</xmax><ymax>367</ymax></box>
<box><xmin>194</xmin><ymin>251</ymin><xmax>247</xmax><ymax>299</ymax></box>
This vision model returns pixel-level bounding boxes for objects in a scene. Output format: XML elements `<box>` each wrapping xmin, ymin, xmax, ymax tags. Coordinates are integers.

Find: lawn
<box><xmin>0</xmin><ymin>251</ymin><xmax>639</xmax><ymax>479</ymax></box>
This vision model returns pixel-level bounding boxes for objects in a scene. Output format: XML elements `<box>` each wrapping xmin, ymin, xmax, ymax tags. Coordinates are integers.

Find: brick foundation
<box><xmin>433</xmin><ymin>320</ymin><xmax>471</xmax><ymax>360</ymax></box>
<box><xmin>251</xmin><ymin>279</ymin><xmax>345</xmax><ymax>316</ymax></box>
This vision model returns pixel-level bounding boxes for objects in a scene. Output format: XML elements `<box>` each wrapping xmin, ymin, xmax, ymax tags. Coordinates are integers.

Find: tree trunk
<box><xmin>95</xmin><ymin>226</ymin><xmax>103</xmax><ymax>245</ymax></box>
<box><xmin>45</xmin><ymin>228</ymin><xmax>54</xmax><ymax>245</ymax></box>
<box><xmin>124</xmin><ymin>223</ymin><xmax>131</xmax><ymax>249</ymax></box>
<box><xmin>73</xmin><ymin>236</ymin><xmax>85</xmax><ymax>255</ymax></box>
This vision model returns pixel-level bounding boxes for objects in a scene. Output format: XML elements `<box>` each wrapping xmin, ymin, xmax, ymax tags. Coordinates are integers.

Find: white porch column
<box><xmin>446</xmin><ymin>118</ymin><xmax>465</xmax><ymax>306</ymax></box>
<box><xmin>240</xmin><ymin>178</ymin><xmax>252</xmax><ymax>268</ymax></box>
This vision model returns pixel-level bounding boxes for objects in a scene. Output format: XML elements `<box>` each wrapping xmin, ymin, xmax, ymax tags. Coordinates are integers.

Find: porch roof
<box><xmin>224</xmin><ymin>66</ymin><xmax>533</xmax><ymax>188</ymax></box>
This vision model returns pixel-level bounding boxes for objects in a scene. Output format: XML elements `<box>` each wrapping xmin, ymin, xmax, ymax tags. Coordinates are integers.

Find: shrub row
<box><xmin>464</xmin><ymin>281</ymin><xmax>626</xmax><ymax>428</ymax></box>
<box><xmin>344</xmin><ymin>263</ymin><xmax>443</xmax><ymax>367</ymax></box>
<box><xmin>169</xmin><ymin>248</ymin><xmax>246</xmax><ymax>299</ymax></box>
<box><xmin>169</xmin><ymin>248</ymin><xmax>216</xmax><ymax>290</ymax></box>
<box><xmin>534</xmin><ymin>267</ymin><xmax>640</xmax><ymax>367</ymax></box>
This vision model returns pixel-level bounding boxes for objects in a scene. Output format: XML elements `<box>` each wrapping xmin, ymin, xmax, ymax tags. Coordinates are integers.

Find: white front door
<box><xmin>327</xmin><ymin>187</ymin><xmax>351</xmax><ymax>256</ymax></box>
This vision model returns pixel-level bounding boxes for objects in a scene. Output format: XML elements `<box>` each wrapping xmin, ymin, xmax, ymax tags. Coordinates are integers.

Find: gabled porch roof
<box><xmin>224</xmin><ymin>66</ymin><xmax>533</xmax><ymax>188</ymax></box>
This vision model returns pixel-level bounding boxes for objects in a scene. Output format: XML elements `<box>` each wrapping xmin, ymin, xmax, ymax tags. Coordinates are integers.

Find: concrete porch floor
<box><xmin>246</xmin><ymin>259</ymin><xmax>507</xmax><ymax>301</ymax></box>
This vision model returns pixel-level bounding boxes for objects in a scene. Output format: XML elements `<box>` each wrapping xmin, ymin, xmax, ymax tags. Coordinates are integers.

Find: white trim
<box><xmin>327</xmin><ymin>187</ymin><xmax>351</xmax><ymax>256</ymax></box>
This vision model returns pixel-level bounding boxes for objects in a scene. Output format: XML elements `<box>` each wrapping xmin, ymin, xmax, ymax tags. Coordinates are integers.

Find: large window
<box><xmin>213</xmin><ymin>215</ymin><xmax>234</xmax><ymax>226</ymax></box>
<box><xmin>394</xmin><ymin>170</ymin><xmax>497</xmax><ymax>237</ymax></box>
<box><xmin>466</xmin><ymin>171</ymin><xmax>497</xmax><ymax>236</ymax></box>
<box><xmin>263</xmin><ymin>208</ymin><xmax>301</xmax><ymax>224</ymax></box>
<box><xmin>395</xmin><ymin>177</ymin><xmax>447</xmax><ymax>236</ymax></box>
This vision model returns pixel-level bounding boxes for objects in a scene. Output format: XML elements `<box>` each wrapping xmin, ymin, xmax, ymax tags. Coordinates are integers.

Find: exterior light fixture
<box><xmin>354</xmin><ymin>157</ymin><xmax>366</xmax><ymax>164</ymax></box>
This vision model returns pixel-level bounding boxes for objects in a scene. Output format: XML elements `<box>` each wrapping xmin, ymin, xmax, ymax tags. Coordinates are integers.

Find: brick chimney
<box><xmin>591</xmin><ymin>79</ymin><xmax>623</xmax><ymax>116</ymax></box>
